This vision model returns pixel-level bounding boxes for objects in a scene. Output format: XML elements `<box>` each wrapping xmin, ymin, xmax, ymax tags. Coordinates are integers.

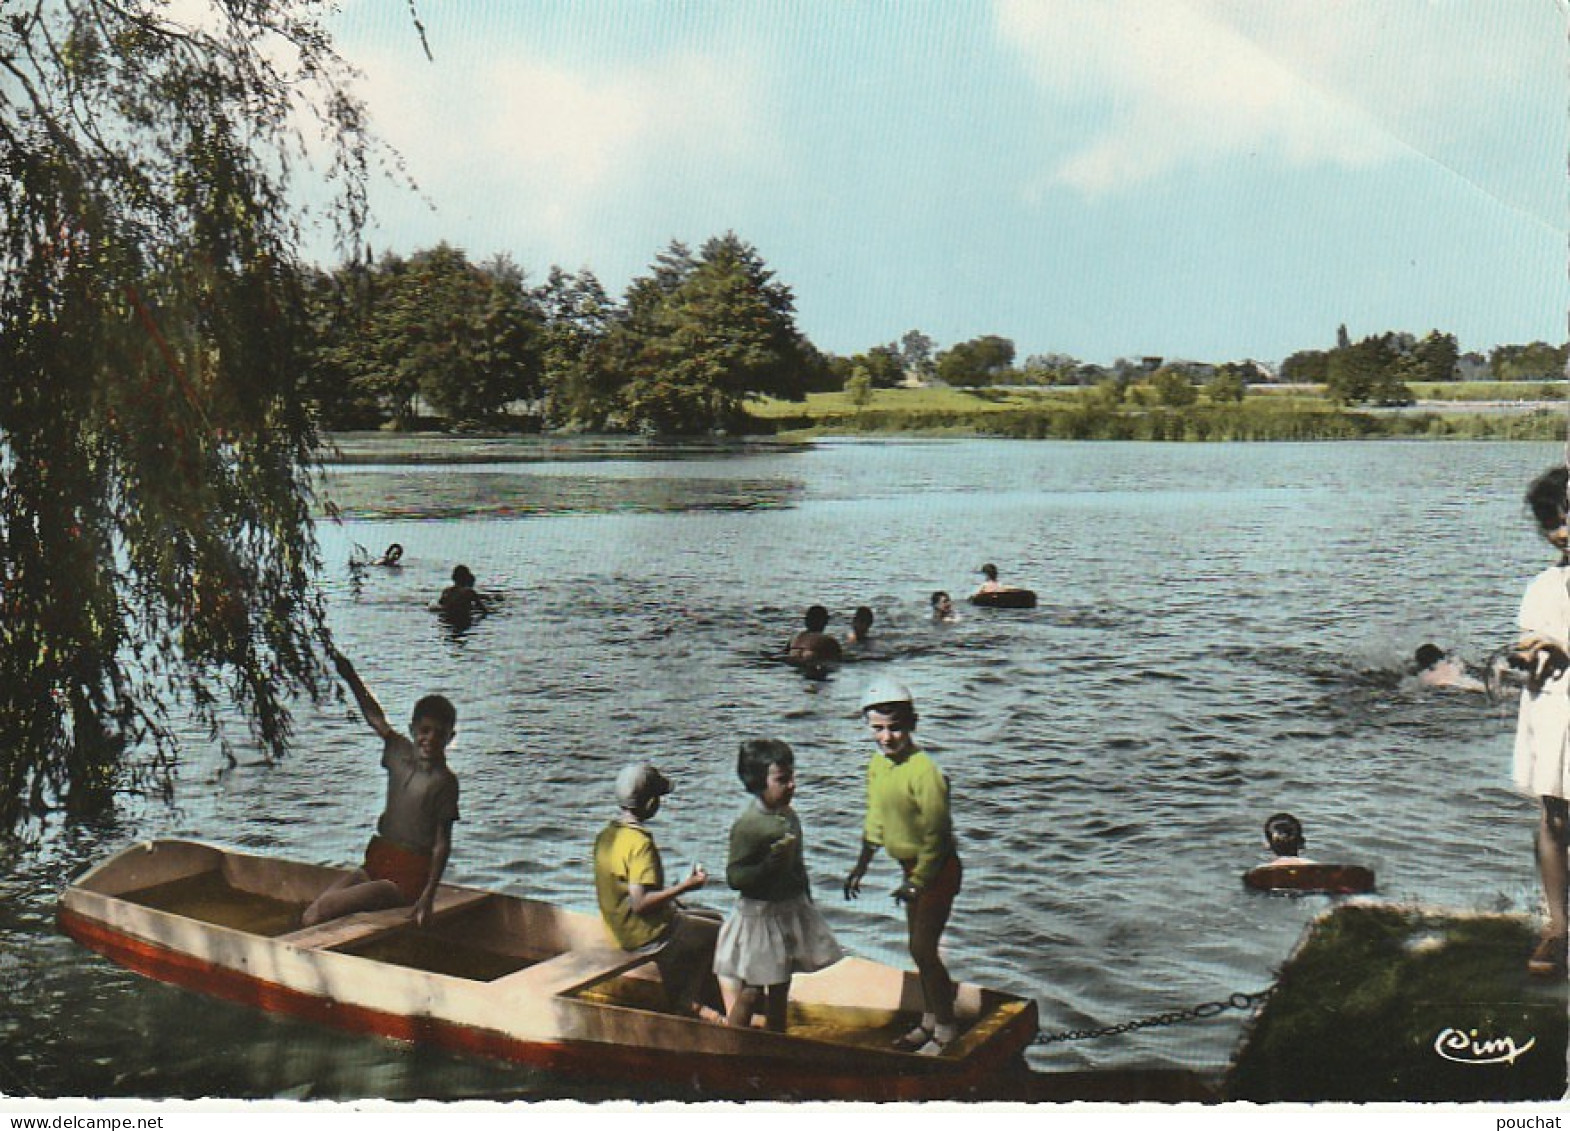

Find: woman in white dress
<box><xmin>1513</xmin><ymin>465</ymin><xmax>1570</xmax><ymax>976</ymax></box>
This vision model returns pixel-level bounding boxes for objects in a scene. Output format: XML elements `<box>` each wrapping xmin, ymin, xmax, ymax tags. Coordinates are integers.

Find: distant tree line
<box><xmin>304</xmin><ymin>233</ymin><xmax>832</xmax><ymax>435</ymax></box>
<box><xmin>303</xmin><ymin>237</ymin><xmax>1570</xmax><ymax>433</ymax></box>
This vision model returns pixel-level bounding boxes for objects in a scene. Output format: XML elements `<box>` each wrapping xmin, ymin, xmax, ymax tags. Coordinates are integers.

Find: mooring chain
<box><xmin>1033</xmin><ymin>986</ymin><xmax>1275</xmax><ymax>1045</ymax></box>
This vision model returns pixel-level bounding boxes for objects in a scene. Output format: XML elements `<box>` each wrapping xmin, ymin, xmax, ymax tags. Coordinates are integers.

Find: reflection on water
<box><xmin>2</xmin><ymin>438</ymin><xmax>1558</xmax><ymax>1100</ymax></box>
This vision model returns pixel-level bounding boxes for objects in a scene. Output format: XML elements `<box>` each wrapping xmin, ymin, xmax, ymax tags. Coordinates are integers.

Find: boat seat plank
<box><xmin>277</xmin><ymin>887</ymin><xmax>492</xmax><ymax>951</ymax></box>
<box><xmin>505</xmin><ymin>945</ymin><xmax>652</xmax><ymax>994</ymax></box>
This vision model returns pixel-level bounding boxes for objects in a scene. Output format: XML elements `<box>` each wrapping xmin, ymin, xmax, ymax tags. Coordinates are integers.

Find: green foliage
<box><xmin>1206</xmin><ymin>365</ymin><xmax>1248</xmax><ymax>403</ymax></box>
<box><xmin>1411</xmin><ymin>330</ymin><xmax>1459</xmax><ymax>382</ymax></box>
<box><xmin>748</xmin><ymin>385</ymin><xmax>1570</xmax><ymax>442</ymax></box>
<box><xmin>604</xmin><ymin>233</ymin><xmax>825</xmax><ymax>434</ymax></box>
<box><xmin>845</xmin><ymin>366</ymin><xmax>874</xmax><ymax>408</ymax></box>
<box><xmin>307</xmin><ymin>245</ymin><xmax>544</xmax><ymax>429</ymax></box>
<box><xmin>1491</xmin><ymin>341</ymin><xmax>1569</xmax><ymax>381</ymax></box>
<box><xmin>935</xmin><ymin>335</ymin><xmax>1015</xmax><ymax>387</ymax></box>
<box><xmin>534</xmin><ymin>265</ymin><xmax>619</xmax><ymax>430</ymax></box>
<box><xmin>1280</xmin><ymin>349</ymin><xmax>1330</xmax><ymax>384</ymax></box>
<box><xmin>1324</xmin><ymin>334</ymin><xmax>1413</xmax><ymax>406</ymax></box>
<box><xmin>1147</xmin><ymin>366</ymin><xmax>1198</xmax><ymax>407</ymax></box>
<box><xmin>897</xmin><ymin>330</ymin><xmax>937</xmax><ymax>381</ymax></box>
<box><xmin>1226</xmin><ymin>906</ymin><xmax>1564</xmax><ymax>1102</ymax></box>
<box><xmin>0</xmin><ymin>0</ymin><xmax>379</xmax><ymax>833</ymax></box>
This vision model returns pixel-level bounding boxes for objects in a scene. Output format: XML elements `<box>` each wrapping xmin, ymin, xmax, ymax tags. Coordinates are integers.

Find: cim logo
<box><xmin>1433</xmin><ymin>1027</ymin><xmax>1536</xmax><ymax>1067</ymax></box>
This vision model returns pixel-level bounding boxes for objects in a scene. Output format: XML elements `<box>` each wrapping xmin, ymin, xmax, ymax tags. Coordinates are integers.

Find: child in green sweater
<box><xmin>712</xmin><ymin>738</ymin><xmax>843</xmax><ymax>1031</ymax></box>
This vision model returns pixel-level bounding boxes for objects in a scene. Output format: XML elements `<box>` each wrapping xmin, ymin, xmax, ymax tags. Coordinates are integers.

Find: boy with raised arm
<box><xmin>301</xmin><ymin>650</ymin><xmax>460</xmax><ymax>928</ymax></box>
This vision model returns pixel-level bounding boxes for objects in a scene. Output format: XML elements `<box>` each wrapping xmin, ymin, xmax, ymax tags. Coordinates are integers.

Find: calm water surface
<box><xmin>0</xmin><ymin>438</ymin><xmax>1557</xmax><ymax>1100</ymax></box>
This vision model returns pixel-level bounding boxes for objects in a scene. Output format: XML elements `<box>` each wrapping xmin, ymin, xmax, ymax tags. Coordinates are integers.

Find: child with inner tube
<box><xmin>593</xmin><ymin>762</ymin><xmax>726</xmax><ymax>1022</ymax></box>
<box><xmin>1259</xmin><ymin>813</ymin><xmax>1314</xmax><ymax>866</ymax></box>
<box><xmin>1511</xmin><ymin>466</ymin><xmax>1570</xmax><ymax>977</ymax></box>
<box><xmin>713</xmin><ymin>738</ymin><xmax>843</xmax><ymax>1031</ymax></box>
<box><xmin>972</xmin><ymin>563</ymin><xmax>1007</xmax><ymax>597</ymax></box>
<box><xmin>844</xmin><ymin>679</ymin><xmax>963</xmax><ymax>1055</ymax></box>
<box><xmin>301</xmin><ymin>650</ymin><xmax>459</xmax><ymax>928</ymax></box>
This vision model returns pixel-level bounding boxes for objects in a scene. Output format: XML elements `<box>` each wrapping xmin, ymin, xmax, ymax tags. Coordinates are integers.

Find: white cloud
<box><xmin>995</xmin><ymin>0</ymin><xmax>1552</xmax><ymax>198</ymax></box>
<box><xmin>352</xmin><ymin>41</ymin><xmax>768</xmax><ymax>252</ymax></box>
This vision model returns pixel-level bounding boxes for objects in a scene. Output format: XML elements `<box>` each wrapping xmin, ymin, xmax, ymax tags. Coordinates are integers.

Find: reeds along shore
<box><xmin>757</xmin><ymin>400</ymin><xmax>1568</xmax><ymax>442</ymax></box>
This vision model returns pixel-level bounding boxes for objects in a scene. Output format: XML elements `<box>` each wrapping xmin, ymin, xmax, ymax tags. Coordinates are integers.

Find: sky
<box><xmin>320</xmin><ymin>0</ymin><xmax>1569</xmax><ymax>367</ymax></box>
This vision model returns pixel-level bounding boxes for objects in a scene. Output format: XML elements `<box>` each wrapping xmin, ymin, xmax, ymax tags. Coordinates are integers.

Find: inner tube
<box><xmin>1243</xmin><ymin>863</ymin><xmax>1375</xmax><ymax>895</ymax></box>
<box><xmin>969</xmin><ymin>589</ymin><xmax>1038</xmax><ymax>609</ymax></box>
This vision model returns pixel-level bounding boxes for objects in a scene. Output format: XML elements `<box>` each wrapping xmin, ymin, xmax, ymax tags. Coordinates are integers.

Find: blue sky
<box><xmin>325</xmin><ymin>0</ymin><xmax>1568</xmax><ymax>367</ymax></box>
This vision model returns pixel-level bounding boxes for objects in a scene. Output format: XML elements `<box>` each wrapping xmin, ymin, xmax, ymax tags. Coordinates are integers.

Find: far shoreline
<box><xmin>318</xmin><ymin>394</ymin><xmax>1570</xmax><ymax>461</ymax></box>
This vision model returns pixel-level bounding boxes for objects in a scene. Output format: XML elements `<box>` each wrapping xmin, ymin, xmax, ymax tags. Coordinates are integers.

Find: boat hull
<box><xmin>59</xmin><ymin>839</ymin><xmax>1038</xmax><ymax>1101</ymax></box>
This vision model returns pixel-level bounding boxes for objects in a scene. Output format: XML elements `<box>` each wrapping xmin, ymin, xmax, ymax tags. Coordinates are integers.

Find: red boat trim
<box><xmin>58</xmin><ymin>907</ymin><xmax>1030</xmax><ymax>1100</ymax></box>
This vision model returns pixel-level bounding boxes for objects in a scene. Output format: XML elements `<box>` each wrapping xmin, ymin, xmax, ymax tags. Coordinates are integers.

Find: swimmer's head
<box><xmin>1525</xmin><ymin>466</ymin><xmax>1570</xmax><ymax>542</ymax></box>
<box><xmin>804</xmin><ymin>605</ymin><xmax>830</xmax><ymax>632</ymax></box>
<box><xmin>979</xmin><ymin>563</ymin><xmax>998</xmax><ymax>581</ymax></box>
<box><xmin>1264</xmin><ymin>812</ymin><xmax>1305</xmax><ymax>857</ymax></box>
<box><xmin>1414</xmin><ymin>643</ymin><xmax>1444</xmax><ymax>671</ymax></box>
<box><xmin>452</xmin><ymin>564</ymin><xmax>476</xmax><ymax>588</ymax></box>
<box><xmin>851</xmin><ymin>606</ymin><xmax>873</xmax><ymax>631</ymax></box>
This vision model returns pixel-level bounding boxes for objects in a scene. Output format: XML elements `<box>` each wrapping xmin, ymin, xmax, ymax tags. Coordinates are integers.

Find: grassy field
<box><xmin>745</xmin><ymin>383</ymin><xmax>1570</xmax><ymax>441</ymax></box>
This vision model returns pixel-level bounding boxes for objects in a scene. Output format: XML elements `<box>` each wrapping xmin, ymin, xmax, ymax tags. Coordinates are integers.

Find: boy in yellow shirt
<box><xmin>843</xmin><ymin>679</ymin><xmax>962</xmax><ymax>1055</ymax></box>
<box><xmin>594</xmin><ymin>762</ymin><xmax>724</xmax><ymax>1021</ymax></box>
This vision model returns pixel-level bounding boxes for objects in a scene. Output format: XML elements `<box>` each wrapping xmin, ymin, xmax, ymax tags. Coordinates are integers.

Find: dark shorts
<box><xmin>364</xmin><ymin>835</ymin><xmax>432</xmax><ymax>903</ymax></box>
<box><xmin>900</xmin><ymin>852</ymin><xmax>962</xmax><ymax>918</ymax></box>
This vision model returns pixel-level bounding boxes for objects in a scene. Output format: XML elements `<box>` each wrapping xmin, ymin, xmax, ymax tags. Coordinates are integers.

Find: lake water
<box><xmin>1</xmin><ymin>436</ymin><xmax>1562</xmax><ymax>1101</ymax></box>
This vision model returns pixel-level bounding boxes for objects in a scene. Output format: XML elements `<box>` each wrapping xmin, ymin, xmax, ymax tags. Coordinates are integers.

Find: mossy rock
<box><xmin>1226</xmin><ymin>904</ymin><xmax>1566</xmax><ymax>1102</ymax></box>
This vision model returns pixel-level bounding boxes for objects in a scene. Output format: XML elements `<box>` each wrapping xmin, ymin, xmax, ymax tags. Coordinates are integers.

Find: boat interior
<box><xmin>75</xmin><ymin>840</ymin><xmax>1032</xmax><ymax>1059</ymax></box>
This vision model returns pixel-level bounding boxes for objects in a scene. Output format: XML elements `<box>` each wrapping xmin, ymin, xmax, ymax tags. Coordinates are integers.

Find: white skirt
<box><xmin>713</xmin><ymin>893</ymin><xmax>844</xmax><ymax>987</ymax></box>
<box><xmin>1514</xmin><ymin>680</ymin><xmax>1570</xmax><ymax>799</ymax></box>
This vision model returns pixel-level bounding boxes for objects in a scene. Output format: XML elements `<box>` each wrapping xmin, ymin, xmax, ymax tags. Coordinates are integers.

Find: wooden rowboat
<box><xmin>58</xmin><ymin>839</ymin><xmax>1039</xmax><ymax>1101</ymax></box>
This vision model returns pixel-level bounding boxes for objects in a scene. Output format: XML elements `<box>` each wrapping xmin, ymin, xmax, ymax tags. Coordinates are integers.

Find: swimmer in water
<box><xmin>786</xmin><ymin>605</ymin><xmax>842</xmax><ymax>663</ymax></box>
<box><xmin>973</xmin><ymin>564</ymin><xmax>1006</xmax><ymax>596</ymax></box>
<box><xmin>846</xmin><ymin>606</ymin><xmax>875</xmax><ymax>646</ymax></box>
<box><xmin>1259</xmin><ymin>812</ymin><xmax>1314</xmax><ymax>865</ymax></box>
<box><xmin>1413</xmin><ymin>644</ymin><xmax>1486</xmax><ymax>693</ymax></box>
<box><xmin>375</xmin><ymin>543</ymin><xmax>405</xmax><ymax>567</ymax></box>
<box><xmin>930</xmin><ymin>591</ymin><xmax>958</xmax><ymax>623</ymax></box>
<box><xmin>433</xmin><ymin>565</ymin><xmax>492</xmax><ymax>623</ymax></box>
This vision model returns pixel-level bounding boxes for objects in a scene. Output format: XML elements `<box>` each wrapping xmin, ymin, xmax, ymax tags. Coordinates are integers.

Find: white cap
<box><xmin>859</xmin><ymin>678</ymin><xmax>914</xmax><ymax>713</ymax></box>
<box><xmin>615</xmin><ymin>762</ymin><xmax>672</xmax><ymax>808</ymax></box>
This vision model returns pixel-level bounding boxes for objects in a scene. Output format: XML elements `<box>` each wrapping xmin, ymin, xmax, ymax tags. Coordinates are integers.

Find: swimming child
<box><xmin>1413</xmin><ymin>643</ymin><xmax>1486</xmax><ymax>693</ymax></box>
<box><xmin>930</xmin><ymin>591</ymin><xmax>958</xmax><ymax>623</ymax></box>
<box><xmin>375</xmin><ymin>543</ymin><xmax>405</xmax><ymax>567</ymax></box>
<box><xmin>843</xmin><ymin>679</ymin><xmax>963</xmax><ymax>1055</ymax></box>
<box><xmin>972</xmin><ymin>563</ymin><xmax>1030</xmax><ymax>599</ymax></box>
<box><xmin>786</xmin><ymin>605</ymin><xmax>842</xmax><ymax>663</ymax></box>
<box><xmin>593</xmin><ymin>762</ymin><xmax>725</xmax><ymax>1021</ymax></box>
<box><xmin>713</xmin><ymin>739</ymin><xmax>843</xmax><ymax>1031</ymax></box>
<box><xmin>302</xmin><ymin>650</ymin><xmax>459</xmax><ymax>928</ymax></box>
<box><xmin>1512</xmin><ymin>466</ymin><xmax>1570</xmax><ymax>976</ymax></box>
<box><xmin>433</xmin><ymin>564</ymin><xmax>490</xmax><ymax>623</ymax></box>
<box><xmin>846</xmin><ymin>606</ymin><xmax>875</xmax><ymax>646</ymax></box>
<box><xmin>1260</xmin><ymin>812</ymin><xmax>1314</xmax><ymax>865</ymax></box>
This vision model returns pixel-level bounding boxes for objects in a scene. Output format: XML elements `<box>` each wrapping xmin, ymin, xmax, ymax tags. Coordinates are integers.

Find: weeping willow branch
<box><xmin>0</xmin><ymin>0</ymin><xmax>399</xmax><ymax>835</ymax></box>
